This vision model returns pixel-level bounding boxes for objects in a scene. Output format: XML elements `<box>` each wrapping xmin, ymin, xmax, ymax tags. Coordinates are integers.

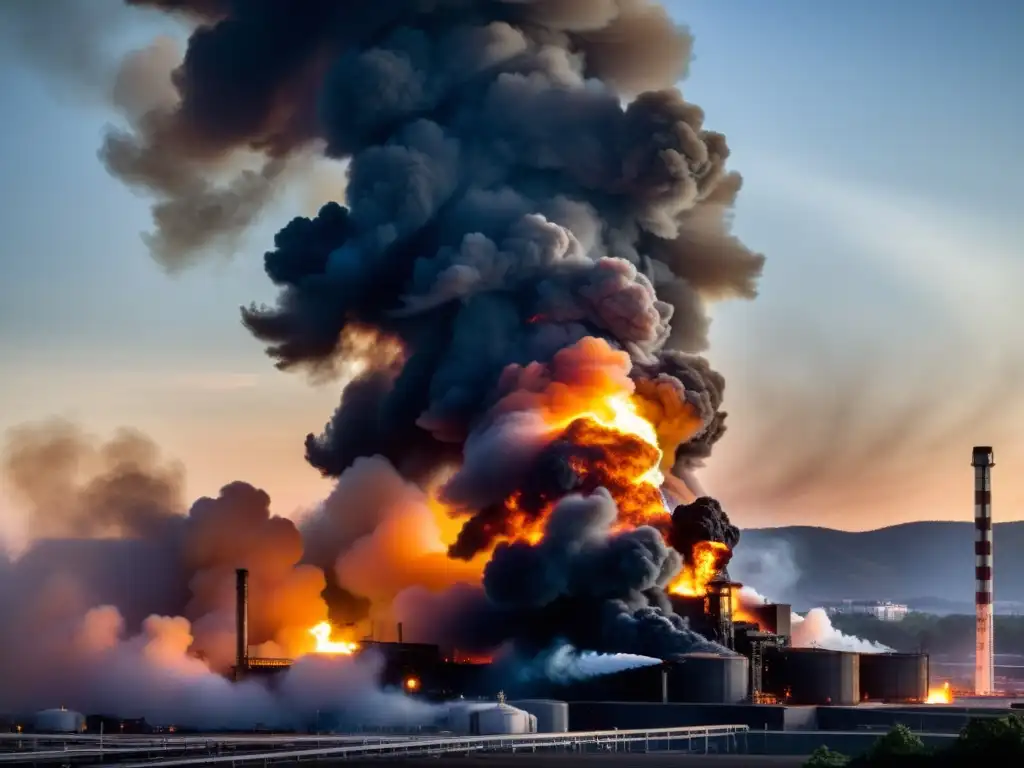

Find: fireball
<box><xmin>669</xmin><ymin>540</ymin><xmax>731</xmax><ymax>597</ymax></box>
<box><xmin>308</xmin><ymin>622</ymin><xmax>358</xmax><ymax>655</ymax></box>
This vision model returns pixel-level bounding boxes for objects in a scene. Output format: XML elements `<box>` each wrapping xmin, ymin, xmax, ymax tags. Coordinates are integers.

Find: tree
<box><xmin>804</xmin><ymin>745</ymin><xmax>849</xmax><ymax>768</ymax></box>
<box><xmin>945</xmin><ymin>714</ymin><xmax>1024</xmax><ymax>760</ymax></box>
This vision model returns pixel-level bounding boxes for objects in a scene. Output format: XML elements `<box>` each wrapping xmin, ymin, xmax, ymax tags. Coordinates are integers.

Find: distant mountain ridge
<box><xmin>729</xmin><ymin>521</ymin><xmax>1024</xmax><ymax>613</ymax></box>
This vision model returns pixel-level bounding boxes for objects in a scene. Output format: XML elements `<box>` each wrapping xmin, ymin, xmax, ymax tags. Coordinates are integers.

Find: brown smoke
<box><xmin>2</xmin><ymin>419</ymin><xmax>185</xmax><ymax>540</ymax></box>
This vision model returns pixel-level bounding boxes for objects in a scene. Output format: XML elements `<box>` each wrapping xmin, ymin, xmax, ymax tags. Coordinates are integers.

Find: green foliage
<box><xmin>867</xmin><ymin>723</ymin><xmax>926</xmax><ymax>757</ymax></box>
<box><xmin>946</xmin><ymin>713</ymin><xmax>1024</xmax><ymax>759</ymax></box>
<box><xmin>831</xmin><ymin>716</ymin><xmax>1024</xmax><ymax>767</ymax></box>
<box><xmin>804</xmin><ymin>745</ymin><xmax>849</xmax><ymax>768</ymax></box>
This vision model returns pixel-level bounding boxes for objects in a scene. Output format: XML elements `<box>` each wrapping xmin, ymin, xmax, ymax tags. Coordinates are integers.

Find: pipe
<box><xmin>972</xmin><ymin>446</ymin><xmax>995</xmax><ymax>696</ymax></box>
<box><xmin>397</xmin><ymin>622</ymin><xmax>404</xmax><ymax>644</ymax></box>
<box><xmin>236</xmin><ymin>567</ymin><xmax>249</xmax><ymax>678</ymax></box>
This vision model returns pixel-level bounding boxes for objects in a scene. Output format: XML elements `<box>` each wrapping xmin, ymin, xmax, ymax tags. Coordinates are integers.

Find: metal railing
<box><xmin>95</xmin><ymin>725</ymin><xmax>749</xmax><ymax>767</ymax></box>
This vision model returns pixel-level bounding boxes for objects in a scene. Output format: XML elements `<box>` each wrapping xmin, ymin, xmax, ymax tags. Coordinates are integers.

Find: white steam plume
<box><xmin>521</xmin><ymin>642</ymin><xmax>662</xmax><ymax>686</ymax></box>
<box><xmin>731</xmin><ymin>538</ymin><xmax>892</xmax><ymax>653</ymax></box>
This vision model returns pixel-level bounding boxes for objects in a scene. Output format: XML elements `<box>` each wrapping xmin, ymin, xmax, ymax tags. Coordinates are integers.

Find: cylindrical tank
<box><xmin>440</xmin><ymin>701</ymin><xmax>495</xmax><ymax>734</ymax></box>
<box><xmin>763</xmin><ymin>648</ymin><xmax>860</xmax><ymax>706</ymax></box>
<box><xmin>471</xmin><ymin>704</ymin><xmax>536</xmax><ymax>735</ymax></box>
<box><xmin>667</xmin><ymin>652</ymin><xmax>749</xmax><ymax>703</ymax></box>
<box><xmin>34</xmin><ymin>708</ymin><xmax>85</xmax><ymax>733</ymax></box>
<box><xmin>859</xmin><ymin>652</ymin><xmax>929</xmax><ymax>702</ymax></box>
<box><xmin>509</xmin><ymin>700</ymin><xmax>569</xmax><ymax>733</ymax></box>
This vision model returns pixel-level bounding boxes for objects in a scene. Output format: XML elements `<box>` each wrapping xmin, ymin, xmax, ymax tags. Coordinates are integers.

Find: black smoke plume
<box><xmin>110</xmin><ymin>0</ymin><xmax>764</xmax><ymax>657</ymax></box>
<box><xmin>483</xmin><ymin>489</ymin><xmax>729</xmax><ymax>658</ymax></box>
<box><xmin>5</xmin><ymin>1</ymin><xmax>766</xmax><ymax>663</ymax></box>
<box><xmin>668</xmin><ymin>496</ymin><xmax>740</xmax><ymax>577</ymax></box>
<box><xmin>669</xmin><ymin>496</ymin><xmax>740</xmax><ymax>554</ymax></box>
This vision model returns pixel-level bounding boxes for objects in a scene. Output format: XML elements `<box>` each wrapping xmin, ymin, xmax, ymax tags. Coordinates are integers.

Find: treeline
<box><xmin>806</xmin><ymin>717</ymin><xmax>1024</xmax><ymax>766</ymax></box>
<box><xmin>829</xmin><ymin>613</ymin><xmax>1024</xmax><ymax>655</ymax></box>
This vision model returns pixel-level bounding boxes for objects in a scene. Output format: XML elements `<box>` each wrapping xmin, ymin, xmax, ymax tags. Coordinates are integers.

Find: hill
<box><xmin>730</xmin><ymin>521</ymin><xmax>1024</xmax><ymax>612</ymax></box>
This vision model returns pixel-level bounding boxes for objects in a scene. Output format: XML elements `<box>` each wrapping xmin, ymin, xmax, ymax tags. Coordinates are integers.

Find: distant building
<box><xmin>825</xmin><ymin>600</ymin><xmax>908</xmax><ymax>622</ymax></box>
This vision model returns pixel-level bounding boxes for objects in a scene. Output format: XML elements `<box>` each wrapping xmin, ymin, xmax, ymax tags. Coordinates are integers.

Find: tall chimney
<box><xmin>397</xmin><ymin>622</ymin><xmax>404</xmax><ymax>644</ymax></box>
<box><xmin>972</xmin><ymin>446</ymin><xmax>995</xmax><ymax>696</ymax></box>
<box><xmin>236</xmin><ymin>568</ymin><xmax>249</xmax><ymax>678</ymax></box>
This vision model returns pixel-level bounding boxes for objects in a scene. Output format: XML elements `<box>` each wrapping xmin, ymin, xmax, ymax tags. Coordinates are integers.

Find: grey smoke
<box><xmin>6</xmin><ymin>0</ymin><xmax>770</xmax><ymax>664</ymax></box>
<box><xmin>484</xmin><ymin>489</ymin><xmax>732</xmax><ymax>657</ymax></box>
<box><xmin>524</xmin><ymin>642</ymin><xmax>661</xmax><ymax>685</ymax></box>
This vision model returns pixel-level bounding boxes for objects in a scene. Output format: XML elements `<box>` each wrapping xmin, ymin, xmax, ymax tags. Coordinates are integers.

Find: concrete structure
<box><xmin>763</xmin><ymin>648</ymin><xmax>860</xmax><ymax>706</ymax></box>
<box><xmin>568</xmin><ymin>700</ymin><xmax>1018</xmax><ymax>737</ymax></box>
<box><xmin>509</xmin><ymin>700</ymin><xmax>569</xmax><ymax>733</ymax></box>
<box><xmin>33</xmin><ymin>708</ymin><xmax>85</xmax><ymax>733</ymax></box>
<box><xmin>668</xmin><ymin>652</ymin><xmax>749</xmax><ymax>704</ymax></box>
<box><xmin>859</xmin><ymin>653</ymin><xmax>929</xmax><ymax>703</ymax></box>
<box><xmin>973</xmin><ymin>445</ymin><xmax>995</xmax><ymax>695</ymax></box>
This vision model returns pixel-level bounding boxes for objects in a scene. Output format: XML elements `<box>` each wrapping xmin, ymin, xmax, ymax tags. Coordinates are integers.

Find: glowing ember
<box><xmin>309</xmin><ymin>622</ymin><xmax>359</xmax><ymax>655</ymax></box>
<box><xmin>669</xmin><ymin>541</ymin><xmax>730</xmax><ymax>597</ymax></box>
<box><xmin>925</xmin><ymin>681</ymin><xmax>952</xmax><ymax>704</ymax></box>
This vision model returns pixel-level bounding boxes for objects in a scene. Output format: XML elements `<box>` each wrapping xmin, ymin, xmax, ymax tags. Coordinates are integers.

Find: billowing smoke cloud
<box><xmin>3</xmin><ymin>418</ymin><xmax>185</xmax><ymax>541</ymax></box>
<box><xmin>737</xmin><ymin>586</ymin><xmax>891</xmax><ymax>654</ymax></box>
<box><xmin>0</xmin><ymin>422</ymin><xmax>428</xmax><ymax>721</ymax></box>
<box><xmin>92</xmin><ymin>1</ymin><xmax>761</xmax><ymax>659</ymax></box>
<box><xmin>7</xmin><ymin>0</ymin><xmax>772</xmax><ymax>701</ymax></box>
<box><xmin>483</xmin><ymin>489</ymin><xmax>729</xmax><ymax>657</ymax></box>
<box><xmin>6</xmin><ymin>604</ymin><xmax>439</xmax><ymax>728</ymax></box>
<box><xmin>728</xmin><ymin>537</ymin><xmax>800</xmax><ymax>603</ymax></box>
<box><xmin>668</xmin><ymin>495</ymin><xmax>740</xmax><ymax>572</ymax></box>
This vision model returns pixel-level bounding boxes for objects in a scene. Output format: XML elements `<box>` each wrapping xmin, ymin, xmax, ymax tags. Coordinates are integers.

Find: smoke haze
<box><xmin>0</xmin><ymin>0</ymin><xmax>788</xmax><ymax>719</ymax></box>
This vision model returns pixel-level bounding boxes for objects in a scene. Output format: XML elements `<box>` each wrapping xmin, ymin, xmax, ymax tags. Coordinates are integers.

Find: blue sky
<box><xmin>1</xmin><ymin>0</ymin><xmax>1021</xmax><ymax>542</ymax></box>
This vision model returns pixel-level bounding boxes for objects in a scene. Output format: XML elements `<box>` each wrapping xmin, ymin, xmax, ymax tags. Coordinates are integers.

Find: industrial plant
<box><xmin>206</xmin><ymin>447</ymin><xmax>1005</xmax><ymax>740</ymax></box>
<box><xmin>0</xmin><ymin>0</ymin><xmax>1016</xmax><ymax>762</ymax></box>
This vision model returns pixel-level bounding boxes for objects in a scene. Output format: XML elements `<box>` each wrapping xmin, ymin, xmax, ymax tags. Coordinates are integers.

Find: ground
<box><xmin>323</xmin><ymin>754</ymin><xmax>805</xmax><ymax>767</ymax></box>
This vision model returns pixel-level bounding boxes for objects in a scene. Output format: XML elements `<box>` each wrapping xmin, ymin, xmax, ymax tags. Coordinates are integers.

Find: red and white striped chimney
<box><xmin>972</xmin><ymin>446</ymin><xmax>995</xmax><ymax>696</ymax></box>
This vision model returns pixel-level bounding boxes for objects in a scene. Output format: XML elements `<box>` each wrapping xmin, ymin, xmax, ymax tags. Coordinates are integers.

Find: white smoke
<box><xmin>523</xmin><ymin>642</ymin><xmax>662</xmax><ymax>686</ymax></box>
<box><xmin>737</xmin><ymin>586</ymin><xmax>892</xmax><ymax>654</ymax></box>
<box><xmin>789</xmin><ymin>608</ymin><xmax>892</xmax><ymax>654</ymax></box>
<box><xmin>728</xmin><ymin>537</ymin><xmax>800</xmax><ymax>601</ymax></box>
<box><xmin>0</xmin><ymin>591</ymin><xmax>442</xmax><ymax>729</ymax></box>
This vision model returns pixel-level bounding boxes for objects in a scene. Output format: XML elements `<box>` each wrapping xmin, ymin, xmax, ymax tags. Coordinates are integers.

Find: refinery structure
<box><xmin>195</xmin><ymin>448</ymin><xmax>1007</xmax><ymax>739</ymax></box>
<box><xmin>5</xmin><ymin>445</ymin><xmax>1009</xmax><ymax>763</ymax></box>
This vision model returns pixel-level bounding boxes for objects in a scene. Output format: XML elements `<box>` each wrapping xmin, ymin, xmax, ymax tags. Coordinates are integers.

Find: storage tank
<box><xmin>668</xmin><ymin>652</ymin><xmax>749</xmax><ymax>703</ymax></box>
<box><xmin>763</xmin><ymin>648</ymin><xmax>860</xmax><ymax>706</ymax></box>
<box><xmin>34</xmin><ymin>708</ymin><xmax>85</xmax><ymax>733</ymax></box>
<box><xmin>440</xmin><ymin>701</ymin><xmax>495</xmax><ymax>734</ymax></box>
<box><xmin>473</xmin><ymin>704</ymin><xmax>537</xmax><ymax>735</ymax></box>
<box><xmin>859</xmin><ymin>652</ymin><xmax>929</xmax><ymax>703</ymax></box>
<box><xmin>509</xmin><ymin>700</ymin><xmax>568</xmax><ymax>733</ymax></box>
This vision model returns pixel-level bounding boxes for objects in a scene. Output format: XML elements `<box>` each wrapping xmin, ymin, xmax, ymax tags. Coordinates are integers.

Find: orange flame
<box><xmin>484</xmin><ymin>392</ymin><xmax>675</xmax><ymax>552</ymax></box>
<box><xmin>308</xmin><ymin>622</ymin><xmax>359</xmax><ymax>655</ymax></box>
<box><xmin>669</xmin><ymin>541</ymin><xmax>730</xmax><ymax>597</ymax></box>
<box><xmin>925</xmin><ymin>681</ymin><xmax>952</xmax><ymax>704</ymax></box>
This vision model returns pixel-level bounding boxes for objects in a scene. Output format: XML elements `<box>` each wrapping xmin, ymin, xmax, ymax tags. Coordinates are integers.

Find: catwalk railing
<box><xmin>63</xmin><ymin>725</ymin><xmax>749</xmax><ymax>766</ymax></box>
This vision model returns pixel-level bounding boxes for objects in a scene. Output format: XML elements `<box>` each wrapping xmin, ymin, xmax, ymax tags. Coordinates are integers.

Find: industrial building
<box><xmin>213</xmin><ymin>447</ymin><xmax>1011</xmax><ymax>741</ymax></box>
<box><xmin>230</xmin><ymin>563</ymin><xmax>933</xmax><ymax>714</ymax></box>
<box><xmin>824</xmin><ymin>600</ymin><xmax>909</xmax><ymax>622</ymax></box>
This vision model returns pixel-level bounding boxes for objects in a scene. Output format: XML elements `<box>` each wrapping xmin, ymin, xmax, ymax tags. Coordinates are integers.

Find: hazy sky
<box><xmin>1</xmin><ymin>0</ymin><xmax>1021</xmax><ymax>544</ymax></box>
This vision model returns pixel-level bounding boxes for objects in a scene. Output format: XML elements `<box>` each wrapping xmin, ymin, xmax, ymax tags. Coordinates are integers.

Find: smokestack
<box><xmin>235</xmin><ymin>567</ymin><xmax>249</xmax><ymax>678</ymax></box>
<box><xmin>972</xmin><ymin>446</ymin><xmax>995</xmax><ymax>696</ymax></box>
<box><xmin>397</xmin><ymin>622</ymin><xmax>403</xmax><ymax>644</ymax></box>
